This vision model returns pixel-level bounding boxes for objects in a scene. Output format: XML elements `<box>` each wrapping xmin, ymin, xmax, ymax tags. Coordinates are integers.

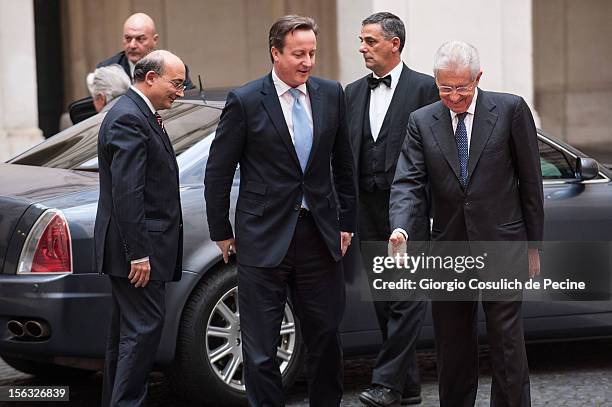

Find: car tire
<box><xmin>0</xmin><ymin>354</ymin><xmax>93</xmax><ymax>378</ymax></box>
<box><xmin>165</xmin><ymin>263</ymin><xmax>305</xmax><ymax>406</ymax></box>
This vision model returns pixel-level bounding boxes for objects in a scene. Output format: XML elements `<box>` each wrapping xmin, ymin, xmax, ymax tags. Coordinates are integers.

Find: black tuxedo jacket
<box><xmin>94</xmin><ymin>88</ymin><xmax>183</xmax><ymax>281</ymax></box>
<box><xmin>345</xmin><ymin>64</ymin><xmax>438</xmax><ymax>187</ymax></box>
<box><xmin>390</xmin><ymin>89</ymin><xmax>544</xmax><ymax>244</ymax></box>
<box><xmin>97</xmin><ymin>51</ymin><xmax>195</xmax><ymax>90</ymax></box>
<box><xmin>205</xmin><ymin>73</ymin><xmax>357</xmax><ymax>267</ymax></box>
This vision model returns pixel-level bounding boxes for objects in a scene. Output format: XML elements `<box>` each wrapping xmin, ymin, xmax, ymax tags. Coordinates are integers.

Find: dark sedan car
<box><xmin>1</xmin><ymin>89</ymin><xmax>612</xmax><ymax>406</ymax></box>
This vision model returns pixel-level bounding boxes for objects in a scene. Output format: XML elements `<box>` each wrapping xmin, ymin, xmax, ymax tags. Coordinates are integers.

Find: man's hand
<box><xmin>129</xmin><ymin>260</ymin><xmax>151</xmax><ymax>288</ymax></box>
<box><xmin>388</xmin><ymin>231</ymin><xmax>407</xmax><ymax>257</ymax></box>
<box><xmin>340</xmin><ymin>232</ymin><xmax>352</xmax><ymax>257</ymax></box>
<box><xmin>528</xmin><ymin>247</ymin><xmax>540</xmax><ymax>278</ymax></box>
<box><xmin>216</xmin><ymin>238</ymin><xmax>236</xmax><ymax>263</ymax></box>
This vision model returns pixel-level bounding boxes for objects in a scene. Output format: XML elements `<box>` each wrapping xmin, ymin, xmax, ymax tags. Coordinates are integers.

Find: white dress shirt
<box><xmin>271</xmin><ymin>68</ymin><xmax>313</xmax><ymax>144</ymax></box>
<box><xmin>271</xmin><ymin>68</ymin><xmax>314</xmax><ymax>208</ymax></box>
<box><xmin>128</xmin><ymin>85</ymin><xmax>156</xmax><ymax>265</ymax></box>
<box><xmin>369</xmin><ymin>61</ymin><xmax>403</xmax><ymax>141</ymax></box>
<box><xmin>449</xmin><ymin>88</ymin><xmax>478</xmax><ymax>150</ymax></box>
<box><xmin>128</xmin><ymin>60</ymin><xmax>136</xmax><ymax>79</ymax></box>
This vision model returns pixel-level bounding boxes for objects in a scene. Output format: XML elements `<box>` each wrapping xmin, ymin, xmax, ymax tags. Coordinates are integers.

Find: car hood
<box><xmin>0</xmin><ymin>163</ymin><xmax>98</xmax><ymax>204</ymax></box>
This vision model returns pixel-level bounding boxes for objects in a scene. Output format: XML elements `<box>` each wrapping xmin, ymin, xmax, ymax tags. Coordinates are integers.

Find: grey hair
<box><xmin>433</xmin><ymin>40</ymin><xmax>481</xmax><ymax>79</ymax></box>
<box><xmin>87</xmin><ymin>64</ymin><xmax>131</xmax><ymax>102</ymax></box>
<box><xmin>362</xmin><ymin>12</ymin><xmax>405</xmax><ymax>53</ymax></box>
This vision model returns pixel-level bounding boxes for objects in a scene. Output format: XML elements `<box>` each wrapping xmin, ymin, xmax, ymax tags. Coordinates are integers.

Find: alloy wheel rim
<box><xmin>205</xmin><ymin>286</ymin><xmax>297</xmax><ymax>391</ymax></box>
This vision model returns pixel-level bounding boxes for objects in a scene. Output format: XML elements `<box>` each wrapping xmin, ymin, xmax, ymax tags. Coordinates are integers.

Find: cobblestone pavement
<box><xmin>1</xmin><ymin>339</ymin><xmax>611</xmax><ymax>406</ymax></box>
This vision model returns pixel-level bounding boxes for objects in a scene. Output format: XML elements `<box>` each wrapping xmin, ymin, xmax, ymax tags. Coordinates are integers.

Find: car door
<box><xmin>522</xmin><ymin>136</ymin><xmax>612</xmax><ymax>318</ymax></box>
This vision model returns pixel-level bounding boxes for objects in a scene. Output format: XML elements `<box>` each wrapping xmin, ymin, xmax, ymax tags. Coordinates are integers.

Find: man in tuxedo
<box><xmin>205</xmin><ymin>15</ymin><xmax>356</xmax><ymax>407</ymax></box>
<box><xmin>94</xmin><ymin>50</ymin><xmax>186</xmax><ymax>407</ymax></box>
<box><xmin>345</xmin><ymin>12</ymin><xmax>438</xmax><ymax>407</ymax></box>
<box><xmin>97</xmin><ymin>12</ymin><xmax>194</xmax><ymax>89</ymax></box>
<box><xmin>389</xmin><ymin>41</ymin><xmax>544</xmax><ymax>407</ymax></box>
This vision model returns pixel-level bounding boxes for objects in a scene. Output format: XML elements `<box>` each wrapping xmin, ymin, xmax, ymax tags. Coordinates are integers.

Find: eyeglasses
<box><xmin>157</xmin><ymin>73</ymin><xmax>186</xmax><ymax>92</ymax></box>
<box><xmin>437</xmin><ymin>82</ymin><xmax>476</xmax><ymax>96</ymax></box>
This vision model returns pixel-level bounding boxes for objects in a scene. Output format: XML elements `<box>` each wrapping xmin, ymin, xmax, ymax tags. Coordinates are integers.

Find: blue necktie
<box><xmin>288</xmin><ymin>88</ymin><xmax>313</xmax><ymax>173</ymax></box>
<box><xmin>455</xmin><ymin>112</ymin><xmax>469</xmax><ymax>186</ymax></box>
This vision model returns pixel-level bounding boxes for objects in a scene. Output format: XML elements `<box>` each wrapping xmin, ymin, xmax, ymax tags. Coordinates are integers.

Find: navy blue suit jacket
<box><xmin>94</xmin><ymin>88</ymin><xmax>183</xmax><ymax>281</ymax></box>
<box><xmin>205</xmin><ymin>73</ymin><xmax>357</xmax><ymax>267</ymax></box>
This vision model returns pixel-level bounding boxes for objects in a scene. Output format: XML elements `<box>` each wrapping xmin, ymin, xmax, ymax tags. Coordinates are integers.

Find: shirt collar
<box><xmin>128</xmin><ymin>60</ymin><xmax>136</xmax><ymax>79</ymax></box>
<box><xmin>271</xmin><ymin>68</ymin><xmax>308</xmax><ymax>97</ymax></box>
<box><xmin>450</xmin><ymin>88</ymin><xmax>479</xmax><ymax>121</ymax></box>
<box><xmin>130</xmin><ymin>85</ymin><xmax>156</xmax><ymax>114</ymax></box>
<box><xmin>372</xmin><ymin>60</ymin><xmax>403</xmax><ymax>89</ymax></box>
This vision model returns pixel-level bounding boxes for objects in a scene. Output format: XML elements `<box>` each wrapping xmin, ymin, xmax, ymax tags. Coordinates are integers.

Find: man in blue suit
<box><xmin>205</xmin><ymin>15</ymin><xmax>357</xmax><ymax>407</ymax></box>
<box><xmin>94</xmin><ymin>50</ymin><xmax>186</xmax><ymax>407</ymax></box>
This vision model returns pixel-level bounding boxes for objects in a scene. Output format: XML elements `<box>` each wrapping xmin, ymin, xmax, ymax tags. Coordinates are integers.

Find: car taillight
<box><xmin>17</xmin><ymin>209</ymin><xmax>73</xmax><ymax>274</ymax></box>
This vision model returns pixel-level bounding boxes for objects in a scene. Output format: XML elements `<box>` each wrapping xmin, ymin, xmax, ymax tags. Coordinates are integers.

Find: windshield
<box><xmin>9</xmin><ymin>101</ymin><xmax>222</xmax><ymax>170</ymax></box>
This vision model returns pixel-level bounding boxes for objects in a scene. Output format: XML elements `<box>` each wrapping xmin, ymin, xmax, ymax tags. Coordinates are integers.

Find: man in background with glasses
<box><xmin>389</xmin><ymin>41</ymin><xmax>543</xmax><ymax>406</ymax></box>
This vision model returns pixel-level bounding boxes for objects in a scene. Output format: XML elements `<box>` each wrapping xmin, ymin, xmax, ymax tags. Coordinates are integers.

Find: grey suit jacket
<box><xmin>389</xmin><ymin>89</ymin><xmax>544</xmax><ymax>245</ymax></box>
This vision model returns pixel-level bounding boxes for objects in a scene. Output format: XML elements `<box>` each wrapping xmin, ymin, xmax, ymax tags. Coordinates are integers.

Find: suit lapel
<box><xmin>260</xmin><ymin>74</ymin><xmax>302</xmax><ymax>171</ymax></box>
<box><xmin>304</xmin><ymin>78</ymin><xmax>321</xmax><ymax>173</ymax></box>
<box><xmin>126</xmin><ymin>89</ymin><xmax>174</xmax><ymax>156</ymax></box>
<box><xmin>349</xmin><ymin>77</ymin><xmax>370</xmax><ymax>166</ymax></box>
<box><xmin>430</xmin><ymin>103</ymin><xmax>462</xmax><ymax>182</ymax></box>
<box><xmin>383</xmin><ymin>64</ymin><xmax>412</xmax><ymax>170</ymax></box>
<box><xmin>467</xmin><ymin>89</ymin><xmax>498</xmax><ymax>179</ymax></box>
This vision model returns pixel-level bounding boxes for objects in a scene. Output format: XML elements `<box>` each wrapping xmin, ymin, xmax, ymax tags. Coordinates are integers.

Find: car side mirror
<box><xmin>575</xmin><ymin>157</ymin><xmax>599</xmax><ymax>181</ymax></box>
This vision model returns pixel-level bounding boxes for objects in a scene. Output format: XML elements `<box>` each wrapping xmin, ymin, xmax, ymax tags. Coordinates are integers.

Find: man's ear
<box><xmin>271</xmin><ymin>46</ymin><xmax>280</xmax><ymax>62</ymax></box>
<box><xmin>145</xmin><ymin>70</ymin><xmax>157</xmax><ymax>86</ymax></box>
<box><xmin>152</xmin><ymin>33</ymin><xmax>159</xmax><ymax>46</ymax></box>
<box><xmin>392</xmin><ymin>37</ymin><xmax>401</xmax><ymax>54</ymax></box>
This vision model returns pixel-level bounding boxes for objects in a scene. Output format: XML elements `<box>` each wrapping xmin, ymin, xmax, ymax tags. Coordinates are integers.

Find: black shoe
<box><xmin>401</xmin><ymin>386</ymin><xmax>422</xmax><ymax>405</ymax></box>
<box><xmin>359</xmin><ymin>385</ymin><xmax>402</xmax><ymax>407</ymax></box>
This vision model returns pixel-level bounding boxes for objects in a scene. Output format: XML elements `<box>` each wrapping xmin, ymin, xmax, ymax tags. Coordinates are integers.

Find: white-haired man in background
<box><xmin>86</xmin><ymin>64</ymin><xmax>131</xmax><ymax>113</ymax></box>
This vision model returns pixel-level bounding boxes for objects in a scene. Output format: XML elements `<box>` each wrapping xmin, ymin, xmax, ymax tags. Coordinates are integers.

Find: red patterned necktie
<box><xmin>154</xmin><ymin>112</ymin><xmax>165</xmax><ymax>131</ymax></box>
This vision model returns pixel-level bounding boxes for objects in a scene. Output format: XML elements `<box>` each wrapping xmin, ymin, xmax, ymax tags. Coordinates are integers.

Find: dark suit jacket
<box><xmin>97</xmin><ymin>51</ymin><xmax>195</xmax><ymax>90</ymax></box>
<box><xmin>345</xmin><ymin>64</ymin><xmax>438</xmax><ymax>187</ymax></box>
<box><xmin>389</xmin><ymin>89</ymin><xmax>544</xmax><ymax>244</ymax></box>
<box><xmin>204</xmin><ymin>73</ymin><xmax>357</xmax><ymax>268</ymax></box>
<box><xmin>94</xmin><ymin>88</ymin><xmax>183</xmax><ymax>281</ymax></box>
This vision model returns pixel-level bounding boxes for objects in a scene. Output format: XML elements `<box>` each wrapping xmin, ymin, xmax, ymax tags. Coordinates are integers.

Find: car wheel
<box><xmin>165</xmin><ymin>263</ymin><xmax>304</xmax><ymax>406</ymax></box>
<box><xmin>0</xmin><ymin>354</ymin><xmax>93</xmax><ymax>378</ymax></box>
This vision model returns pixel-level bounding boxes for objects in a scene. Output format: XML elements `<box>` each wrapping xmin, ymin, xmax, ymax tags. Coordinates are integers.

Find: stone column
<box><xmin>0</xmin><ymin>0</ymin><xmax>43</xmax><ymax>161</ymax></box>
<box><xmin>336</xmin><ymin>0</ymin><xmax>538</xmax><ymax>122</ymax></box>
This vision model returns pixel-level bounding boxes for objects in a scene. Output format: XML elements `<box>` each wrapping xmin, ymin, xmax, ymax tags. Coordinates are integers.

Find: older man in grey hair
<box><xmin>87</xmin><ymin>64</ymin><xmax>131</xmax><ymax>112</ymax></box>
<box><xmin>389</xmin><ymin>40</ymin><xmax>543</xmax><ymax>406</ymax></box>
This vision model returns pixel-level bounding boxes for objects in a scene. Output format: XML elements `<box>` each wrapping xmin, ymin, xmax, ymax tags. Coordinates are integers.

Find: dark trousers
<box><xmin>359</xmin><ymin>186</ymin><xmax>425</xmax><ymax>394</ymax></box>
<box><xmin>238</xmin><ymin>212</ymin><xmax>345</xmax><ymax>407</ymax></box>
<box><xmin>432</xmin><ymin>300</ymin><xmax>531</xmax><ymax>407</ymax></box>
<box><xmin>101</xmin><ymin>276</ymin><xmax>166</xmax><ymax>407</ymax></box>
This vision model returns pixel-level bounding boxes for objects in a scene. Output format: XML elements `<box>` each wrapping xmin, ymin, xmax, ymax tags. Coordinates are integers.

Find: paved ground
<box><xmin>1</xmin><ymin>339</ymin><xmax>612</xmax><ymax>406</ymax></box>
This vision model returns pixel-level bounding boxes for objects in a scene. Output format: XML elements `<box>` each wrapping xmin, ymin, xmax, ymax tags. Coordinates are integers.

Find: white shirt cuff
<box><xmin>392</xmin><ymin>228</ymin><xmax>408</xmax><ymax>241</ymax></box>
<box><xmin>131</xmin><ymin>256</ymin><xmax>149</xmax><ymax>264</ymax></box>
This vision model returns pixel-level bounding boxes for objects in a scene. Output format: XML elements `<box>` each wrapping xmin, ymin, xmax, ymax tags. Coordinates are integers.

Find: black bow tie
<box><xmin>367</xmin><ymin>75</ymin><xmax>392</xmax><ymax>90</ymax></box>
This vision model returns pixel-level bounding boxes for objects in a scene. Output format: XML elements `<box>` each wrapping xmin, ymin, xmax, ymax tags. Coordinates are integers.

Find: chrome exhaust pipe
<box><xmin>23</xmin><ymin>320</ymin><xmax>50</xmax><ymax>339</ymax></box>
<box><xmin>7</xmin><ymin>320</ymin><xmax>25</xmax><ymax>338</ymax></box>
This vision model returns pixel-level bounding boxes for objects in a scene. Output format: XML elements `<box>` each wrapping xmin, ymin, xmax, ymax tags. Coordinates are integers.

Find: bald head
<box><xmin>123</xmin><ymin>13</ymin><xmax>158</xmax><ymax>64</ymax></box>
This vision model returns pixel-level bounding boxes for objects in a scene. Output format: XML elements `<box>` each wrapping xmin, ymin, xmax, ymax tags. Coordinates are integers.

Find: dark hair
<box><xmin>362</xmin><ymin>12</ymin><xmax>405</xmax><ymax>53</ymax></box>
<box><xmin>268</xmin><ymin>15</ymin><xmax>318</xmax><ymax>62</ymax></box>
<box><xmin>132</xmin><ymin>51</ymin><xmax>165</xmax><ymax>82</ymax></box>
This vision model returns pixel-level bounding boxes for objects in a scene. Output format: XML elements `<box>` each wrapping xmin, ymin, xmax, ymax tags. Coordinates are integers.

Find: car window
<box><xmin>178</xmin><ymin>132</ymin><xmax>240</xmax><ymax>186</ymax></box>
<box><xmin>9</xmin><ymin>102</ymin><xmax>221</xmax><ymax>170</ymax></box>
<box><xmin>538</xmin><ymin>140</ymin><xmax>575</xmax><ymax>179</ymax></box>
